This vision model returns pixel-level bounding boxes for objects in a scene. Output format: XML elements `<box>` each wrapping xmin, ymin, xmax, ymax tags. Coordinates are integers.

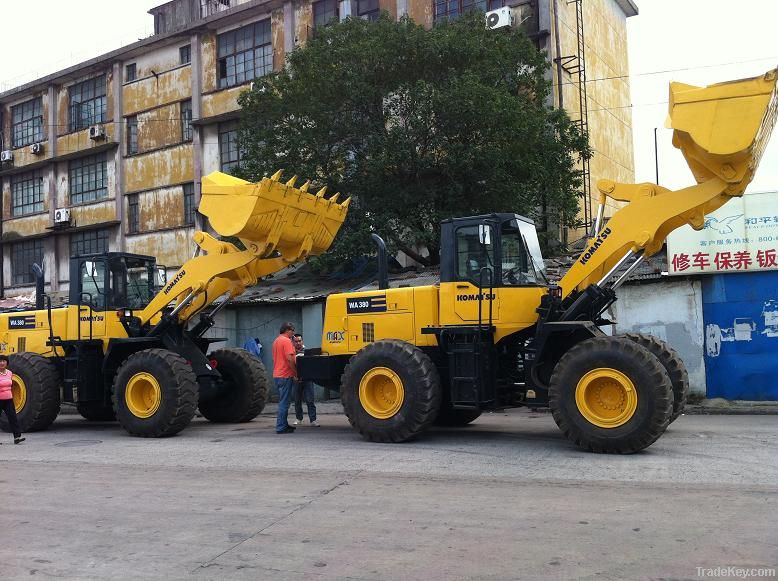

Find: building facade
<box><xmin>0</xmin><ymin>0</ymin><xmax>637</xmax><ymax>297</ymax></box>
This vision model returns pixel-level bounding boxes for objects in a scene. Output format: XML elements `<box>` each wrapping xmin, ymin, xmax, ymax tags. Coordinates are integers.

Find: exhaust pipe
<box><xmin>32</xmin><ymin>263</ymin><xmax>44</xmax><ymax>309</ymax></box>
<box><xmin>371</xmin><ymin>234</ymin><xmax>389</xmax><ymax>290</ymax></box>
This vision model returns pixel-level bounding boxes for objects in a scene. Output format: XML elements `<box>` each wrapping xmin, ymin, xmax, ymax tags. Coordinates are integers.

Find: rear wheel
<box><xmin>77</xmin><ymin>401</ymin><xmax>116</xmax><ymax>421</ymax></box>
<box><xmin>198</xmin><ymin>348</ymin><xmax>267</xmax><ymax>423</ymax></box>
<box><xmin>113</xmin><ymin>349</ymin><xmax>198</xmax><ymax>437</ymax></box>
<box><xmin>622</xmin><ymin>333</ymin><xmax>688</xmax><ymax>423</ymax></box>
<box><xmin>0</xmin><ymin>352</ymin><xmax>60</xmax><ymax>433</ymax></box>
<box><xmin>434</xmin><ymin>408</ymin><xmax>481</xmax><ymax>427</ymax></box>
<box><xmin>341</xmin><ymin>340</ymin><xmax>441</xmax><ymax>442</ymax></box>
<box><xmin>548</xmin><ymin>336</ymin><xmax>673</xmax><ymax>454</ymax></box>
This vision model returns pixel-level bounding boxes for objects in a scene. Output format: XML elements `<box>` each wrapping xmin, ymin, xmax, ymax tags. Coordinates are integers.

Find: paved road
<box><xmin>1</xmin><ymin>408</ymin><xmax>776</xmax><ymax>580</ymax></box>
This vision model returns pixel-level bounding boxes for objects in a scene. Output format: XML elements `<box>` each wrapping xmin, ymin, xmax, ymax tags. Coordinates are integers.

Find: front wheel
<box><xmin>341</xmin><ymin>340</ymin><xmax>441</xmax><ymax>443</ymax></box>
<box><xmin>198</xmin><ymin>348</ymin><xmax>267</xmax><ymax>423</ymax></box>
<box><xmin>0</xmin><ymin>352</ymin><xmax>60</xmax><ymax>433</ymax></box>
<box><xmin>113</xmin><ymin>349</ymin><xmax>198</xmax><ymax>437</ymax></box>
<box><xmin>548</xmin><ymin>336</ymin><xmax>673</xmax><ymax>454</ymax></box>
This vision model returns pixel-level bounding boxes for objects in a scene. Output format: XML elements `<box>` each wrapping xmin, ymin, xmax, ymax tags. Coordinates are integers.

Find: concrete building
<box><xmin>0</xmin><ymin>0</ymin><xmax>637</xmax><ymax>298</ymax></box>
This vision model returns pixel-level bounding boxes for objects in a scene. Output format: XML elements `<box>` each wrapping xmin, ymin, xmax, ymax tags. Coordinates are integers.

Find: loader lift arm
<box><xmin>558</xmin><ymin>68</ymin><xmax>778</xmax><ymax>309</ymax></box>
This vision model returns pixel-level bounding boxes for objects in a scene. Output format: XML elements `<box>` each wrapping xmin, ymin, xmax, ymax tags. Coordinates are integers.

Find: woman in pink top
<box><xmin>0</xmin><ymin>355</ymin><xmax>25</xmax><ymax>444</ymax></box>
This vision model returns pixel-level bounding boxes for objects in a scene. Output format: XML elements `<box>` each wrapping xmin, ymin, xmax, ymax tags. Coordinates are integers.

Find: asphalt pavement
<box><xmin>1</xmin><ymin>406</ymin><xmax>776</xmax><ymax>580</ymax></box>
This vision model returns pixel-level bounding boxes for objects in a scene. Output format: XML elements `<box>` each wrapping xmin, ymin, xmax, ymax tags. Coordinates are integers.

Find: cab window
<box><xmin>455</xmin><ymin>225</ymin><xmax>495</xmax><ymax>285</ymax></box>
<box><xmin>501</xmin><ymin>220</ymin><xmax>539</xmax><ymax>286</ymax></box>
<box><xmin>79</xmin><ymin>259</ymin><xmax>107</xmax><ymax>310</ymax></box>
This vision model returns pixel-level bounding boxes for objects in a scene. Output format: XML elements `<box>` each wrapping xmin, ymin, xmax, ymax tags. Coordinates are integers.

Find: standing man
<box><xmin>292</xmin><ymin>333</ymin><xmax>319</xmax><ymax>427</ymax></box>
<box><xmin>272</xmin><ymin>322</ymin><xmax>298</xmax><ymax>434</ymax></box>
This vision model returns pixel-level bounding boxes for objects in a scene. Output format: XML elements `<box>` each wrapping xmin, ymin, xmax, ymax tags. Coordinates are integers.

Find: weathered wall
<box><xmin>124</xmin><ymin>44</ymin><xmax>183</xmax><ymax>84</ymax></box>
<box><xmin>124</xmin><ymin>66</ymin><xmax>192</xmax><ymax>116</ymax></box>
<box><xmin>126</xmin><ymin>226</ymin><xmax>194</xmax><ymax>267</ymax></box>
<box><xmin>608</xmin><ymin>279</ymin><xmax>706</xmax><ymax>396</ymax></box>
<box><xmin>124</xmin><ymin>143</ymin><xmax>194</xmax><ymax>193</ymax></box>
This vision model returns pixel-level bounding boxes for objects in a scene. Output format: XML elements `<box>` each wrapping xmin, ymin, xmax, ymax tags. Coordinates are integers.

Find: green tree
<box><xmin>237</xmin><ymin>12</ymin><xmax>589</xmax><ymax>267</ymax></box>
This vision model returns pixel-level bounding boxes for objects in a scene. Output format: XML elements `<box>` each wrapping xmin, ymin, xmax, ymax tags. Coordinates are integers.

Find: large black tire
<box><xmin>112</xmin><ymin>349</ymin><xmax>198</xmax><ymax>438</ymax></box>
<box><xmin>0</xmin><ymin>352</ymin><xmax>60</xmax><ymax>433</ymax></box>
<box><xmin>198</xmin><ymin>348</ymin><xmax>267</xmax><ymax>423</ymax></box>
<box><xmin>341</xmin><ymin>339</ymin><xmax>441</xmax><ymax>443</ymax></box>
<box><xmin>77</xmin><ymin>402</ymin><xmax>116</xmax><ymax>421</ymax></box>
<box><xmin>548</xmin><ymin>336</ymin><xmax>673</xmax><ymax>454</ymax></box>
<box><xmin>623</xmin><ymin>333</ymin><xmax>688</xmax><ymax>424</ymax></box>
<box><xmin>434</xmin><ymin>408</ymin><xmax>481</xmax><ymax>427</ymax></box>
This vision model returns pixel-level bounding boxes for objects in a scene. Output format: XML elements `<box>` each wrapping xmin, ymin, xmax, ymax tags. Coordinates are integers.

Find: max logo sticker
<box><xmin>579</xmin><ymin>227</ymin><xmax>612</xmax><ymax>265</ymax></box>
<box><xmin>326</xmin><ymin>331</ymin><xmax>345</xmax><ymax>343</ymax></box>
<box><xmin>163</xmin><ymin>270</ymin><xmax>186</xmax><ymax>295</ymax></box>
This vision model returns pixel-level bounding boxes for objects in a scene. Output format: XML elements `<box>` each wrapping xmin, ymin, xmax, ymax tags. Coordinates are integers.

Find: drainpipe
<box><xmin>552</xmin><ymin>0</ymin><xmax>564</xmax><ymax>110</ymax></box>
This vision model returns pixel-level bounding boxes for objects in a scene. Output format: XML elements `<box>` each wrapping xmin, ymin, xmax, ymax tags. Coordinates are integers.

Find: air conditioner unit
<box><xmin>30</xmin><ymin>142</ymin><xmax>44</xmax><ymax>155</ymax></box>
<box><xmin>0</xmin><ymin>150</ymin><xmax>13</xmax><ymax>163</ymax></box>
<box><xmin>88</xmin><ymin>124</ymin><xmax>106</xmax><ymax>140</ymax></box>
<box><xmin>54</xmin><ymin>208</ymin><xmax>71</xmax><ymax>225</ymax></box>
<box><xmin>486</xmin><ymin>7</ymin><xmax>513</xmax><ymax>30</ymax></box>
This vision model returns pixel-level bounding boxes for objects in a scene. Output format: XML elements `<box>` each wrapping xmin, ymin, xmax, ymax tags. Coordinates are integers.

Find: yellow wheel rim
<box><xmin>359</xmin><ymin>367</ymin><xmax>404</xmax><ymax>419</ymax></box>
<box><xmin>125</xmin><ymin>372</ymin><xmax>162</xmax><ymax>419</ymax></box>
<box><xmin>575</xmin><ymin>368</ymin><xmax>638</xmax><ymax>428</ymax></box>
<box><xmin>12</xmin><ymin>375</ymin><xmax>27</xmax><ymax>414</ymax></box>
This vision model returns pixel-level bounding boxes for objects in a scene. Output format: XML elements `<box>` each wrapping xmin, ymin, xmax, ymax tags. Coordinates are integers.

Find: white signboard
<box><xmin>667</xmin><ymin>191</ymin><xmax>778</xmax><ymax>275</ymax></box>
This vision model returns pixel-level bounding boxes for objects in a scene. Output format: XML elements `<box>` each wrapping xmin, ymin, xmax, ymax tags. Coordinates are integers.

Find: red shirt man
<box><xmin>272</xmin><ymin>322</ymin><xmax>298</xmax><ymax>433</ymax></box>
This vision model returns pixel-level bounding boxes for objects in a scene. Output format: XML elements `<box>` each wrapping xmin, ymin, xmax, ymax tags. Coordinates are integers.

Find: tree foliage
<box><xmin>237</xmin><ymin>13</ymin><xmax>590</xmax><ymax>267</ymax></box>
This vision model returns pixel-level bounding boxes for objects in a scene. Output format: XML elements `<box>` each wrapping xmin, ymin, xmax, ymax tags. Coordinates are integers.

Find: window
<box><xmin>11</xmin><ymin>171</ymin><xmax>45</xmax><ymax>217</ymax></box>
<box><xmin>357</xmin><ymin>0</ymin><xmax>380</xmax><ymax>21</ymax></box>
<box><xmin>313</xmin><ymin>0</ymin><xmax>339</xmax><ymax>27</ymax></box>
<box><xmin>455</xmin><ymin>225</ymin><xmax>495</xmax><ymax>285</ymax></box>
<box><xmin>70</xmin><ymin>229</ymin><xmax>109</xmax><ymax>257</ymax></box>
<box><xmin>125</xmin><ymin>63</ymin><xmax>137</xmax><ymax>82</ymax></box>
<box><xmin>11</xmin><ymin>98</ymin><xmax>43</xmax><ymax>148</ymax></box>
<box><xmin>127</xmin><ymin>194</ymin><xmax>140</xmax><ymax>234</ymax></box>
<box><xmin>434</xmin><ymin>0</ymin><xmax>503</xmax><ymax>23</ymax></box>
<box><xmin>78</xmin><ymin>258</ymin><xmax>107</xmax><ymax>311</ymax></box>
<box><xmin>126</xmin><ymin>115</ymin><xmax>138</xmax><ymax>155</ymax></box>
<box><xmin>12</xmin><ymin>239</ymin><xmax>44</xmax><ymax>286</ymax></box>
<box><xmin>180</xmin><ymin>100</ymin><xmax>193</xmax><ymax>142</ymax></box>
<box><xmin>69</xmin><ymin>76</ymin><xmax>106</xmax><ymax>131</ymax></box>
<box><xmin>217</xmin><ymin>20</ymin><xmax>273</xmax><ymax>89</ymax></box>
<box><xmin>218</xmin><ymin>121</ymin><xmax>242</xmax><ymax>173</ymax></box>
<box><xmin>183</xmin><ymin>183</ymin><xmax>196</xmax><ymax>226</ymax></box>
<box><xmin>180</xmin><ymin>44</ymin><xmax>191</xmax><ymax>65</ymax></box>
<box><xmin>69</xmin><ymin>154</ymin><xmax>108</xmax><ymax>204</ymax></box>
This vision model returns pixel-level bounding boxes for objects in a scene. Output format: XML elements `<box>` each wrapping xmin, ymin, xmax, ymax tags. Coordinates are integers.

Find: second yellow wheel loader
<box><xmin>0</xmin><ymin>172</ymin><xmax>349</xmax><ymax>437</ymax></box>
<box><xmin>298</xmin><ymin>68</ymin><xmax>778</xmax><ymax>453</ymax></box>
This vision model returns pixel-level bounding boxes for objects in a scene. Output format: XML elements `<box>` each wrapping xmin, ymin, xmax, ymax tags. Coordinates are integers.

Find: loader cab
<box><xmin>69</xmin><ymin>252</ymin><xmax>160</xmax><ymax>312</ymax></box>
<box><xmin>440</xmin><ymin>213</ymin><xmax>546</xmax><ymax>288</ymax></box>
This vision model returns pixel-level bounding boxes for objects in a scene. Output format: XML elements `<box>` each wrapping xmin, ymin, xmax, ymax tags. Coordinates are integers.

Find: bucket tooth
<box><xmin>271</xmin><ymin>169</ymin><xmax>284</xmax><ymax>181</ymax></box>
<box><xmin>300</xmin><ymin>180</ymin><xmax>311</xmax><ymax>193</ymax></box>
<box><xmin>285</xmin><ymin>175</ymin><xmax>298</xmax><ymax>187</ymax></box>
<box><xmin>341</xmin><ymin>196</ymin><xmax>352</xmax><ymax>209</ymax></box>
<box><xmin>330</xmin><ymin>193</ymin><xmax>340</xmax><ymax>204</ymax></box>
<box><xmin>316</xmin><ymin>186</ymin><xmax>328</xmax><ymax>198</ymax></box>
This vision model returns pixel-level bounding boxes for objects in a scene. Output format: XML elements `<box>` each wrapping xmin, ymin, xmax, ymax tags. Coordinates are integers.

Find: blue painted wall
<box><xmin>702</xmin><ymin>271</ymin><xmax>778</xmax><ymax>400</ymax></box>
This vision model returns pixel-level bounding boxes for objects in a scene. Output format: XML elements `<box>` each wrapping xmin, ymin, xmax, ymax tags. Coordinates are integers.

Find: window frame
<box><xmin>218</xmin><ymin>121</ymin><xmax>242</xmax><ymax>173</ymax></box>
<box><xmin>68</xmin><ymin>75</ymin><xmax>107</xmax><ymax>132</ymax></box>
<box><xmin>70</xmin><ymin>229</ymin><xmax>110</xmax><ymax>258</ymax></box>
<box><xmin>10</xmin><ymin>170</ymin><xmax>45</xmax><ymax>217</ymax></box>
<box><xmin>11</xmin><ymin>239</ymin><xmax>44</xmax><ymax>286</ymax></box>
<box><xmin>216</xmin><ymin>20</ymin><xmax>273</xmax><ymax>89</ymax></box>
<box><xmin>180</xmin><ymin>44</ymin><xmax>191</xmax><ymax>65</ymax></box>
<box><xmin>125</xmin><ymin>63</ymin><xmax>137</xmax><ymax>83</ymax></box>
<box><xmin>11</xmin><ymin>97</ymin><xmax>43</xmax><ymax>148</ymax></box>
<box><xmin>180</xmin><ymin>100</ymin><xmax>193</xmax><ymax>142</ymax></box>
<box><xmin>126</xmin><ymin>115</ymin><xmax>139</xmax><ymax>155</ymax></box>
<box><xmin>357</xmin><ymin>0</ymin><xmax>380</xmax><ymax>21</ymax></box>
<box><xmin>69</xmin><ymin>153</ymin><xmax>108</xmax><ymax>205</ymax></box>
<box><xmin>127</xmin><ymin>194</ymin><xmax>140</xmax><ymax>234</ymax></box>
<box><xmin>433</xmin><ymin>0</ymin><xmax>504</xmax><ymax>23</ymax></box>
<box><xmin>183</xmin><ymin>183</ymin><xmax>196</xmax><ymax>226</ymax></box>
<box><xmin>313</xmin><ymin>0</ymin><xmax>340</xmax><ymax>27</ymax></box>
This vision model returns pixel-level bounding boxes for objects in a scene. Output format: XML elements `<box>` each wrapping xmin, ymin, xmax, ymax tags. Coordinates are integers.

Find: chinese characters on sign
<box><xmin>667</xmin><ymin>192</ymin><xmax>778</xmax><ymax>275</ymax></box>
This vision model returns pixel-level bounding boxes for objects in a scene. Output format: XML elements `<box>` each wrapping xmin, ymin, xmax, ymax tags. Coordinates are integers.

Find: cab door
<box><xmin>439</xmin><ymin>223</ymin><xmax>500</xmax><ymax>325</ymax></box>
<box><xmin>74</xmin><ymin>258</ymin><xmax>107</xmax><ymax>339</ymax></box>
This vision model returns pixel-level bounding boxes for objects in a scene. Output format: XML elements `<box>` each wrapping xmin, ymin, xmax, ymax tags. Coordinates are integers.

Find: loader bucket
<box><xmin>198</xmin><ymin>170</ymin><xmax>350</xmax><ymax>260</ymax></box>
<box><xmin>669</xmin><ymin>68</ymin><xmax>778</xmax><ymax>194</ymax></box>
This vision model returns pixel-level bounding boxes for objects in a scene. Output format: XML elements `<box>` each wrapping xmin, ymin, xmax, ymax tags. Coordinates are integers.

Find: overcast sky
<box><xmin>1</xmin><ymin>0</ymin><xmax>776</xmax><ymax>193</ymax></box>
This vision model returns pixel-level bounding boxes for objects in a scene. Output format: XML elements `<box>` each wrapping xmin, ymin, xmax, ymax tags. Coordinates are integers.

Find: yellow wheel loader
<box><xmin>298</xmin><ymin>68</ymin><xmax>778</xmax><ymax>453</ymax></box>
<box><xmin>0</xmin><ymin>172</ymin><xmax>350</xmax><ymax>437</ymax></box>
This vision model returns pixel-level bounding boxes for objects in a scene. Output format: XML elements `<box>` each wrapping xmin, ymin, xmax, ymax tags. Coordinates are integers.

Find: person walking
<box><xmin>292</xmin><ymin>334</ymin><xmax>319</xmax><ymax>427</ymax></box>
<box><xmin>0</xmin><ymin>355</ymin><xmax>25</xmax><ymax>444</ymax></box>
<box><xmin>272</xmin><ymin>322</ymin><xmax>298</xmax><ymax>434</ymax></box>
